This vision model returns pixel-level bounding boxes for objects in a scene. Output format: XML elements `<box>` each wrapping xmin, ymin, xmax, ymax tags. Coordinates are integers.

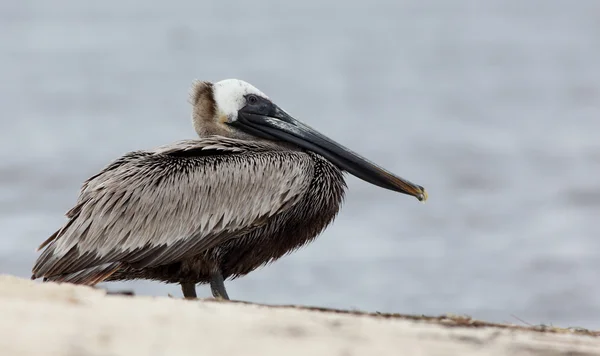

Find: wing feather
<box><xmin>32</xmin><ymin>137</ymin><xmax>313</xmax><ymax>280</ymax></box>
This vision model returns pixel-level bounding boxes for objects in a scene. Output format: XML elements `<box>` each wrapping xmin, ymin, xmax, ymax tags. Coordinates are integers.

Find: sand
<box><xmin>0</xmin><ymin>275</ymin><xmax>598</xmax><ymax>356</ymax></box>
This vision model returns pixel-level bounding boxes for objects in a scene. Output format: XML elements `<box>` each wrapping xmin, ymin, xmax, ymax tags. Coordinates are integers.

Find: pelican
<box><xmin>31</xmin><ymin>79</ymin><xmax>428</xmax><ymax>300</ymax></box>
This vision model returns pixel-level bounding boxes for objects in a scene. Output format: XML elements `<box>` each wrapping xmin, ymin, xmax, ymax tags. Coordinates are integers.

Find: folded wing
<box><xmin>32</xmin><ymin>137</ymin><xmax>313</xmax><ymax>283</ymax></box>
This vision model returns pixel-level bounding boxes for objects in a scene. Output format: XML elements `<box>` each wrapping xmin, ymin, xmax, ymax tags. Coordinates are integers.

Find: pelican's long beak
<box><xmin>236</xmin><ymin>101</ymin><xmax>428</xmax><ymax>202</ymax></box>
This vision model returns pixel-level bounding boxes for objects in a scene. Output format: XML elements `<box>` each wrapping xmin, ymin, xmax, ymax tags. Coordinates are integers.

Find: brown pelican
<box><xmin>31</xmin><ymin>79</ymin><xmax>427</xmax><ymax>300</ymax></box>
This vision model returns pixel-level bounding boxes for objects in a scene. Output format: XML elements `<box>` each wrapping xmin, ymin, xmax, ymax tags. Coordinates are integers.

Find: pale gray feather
<box><xmin>32</xmin><ymin>136</ymin><xmax>314</xmax><ymax>279</ymax></box>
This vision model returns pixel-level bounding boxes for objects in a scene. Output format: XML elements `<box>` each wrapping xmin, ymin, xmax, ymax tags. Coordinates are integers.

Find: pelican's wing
<box><xmin>32</xmin><ymin>137</ymin><xmax>313</xmax><ymax>282</ymax></box>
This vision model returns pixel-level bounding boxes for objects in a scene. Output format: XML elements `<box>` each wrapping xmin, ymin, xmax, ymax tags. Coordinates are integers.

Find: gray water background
<box><xmin>1</xmin><ymin>0</ymin><xmax>599</xmax><ymax>328</ymax></box>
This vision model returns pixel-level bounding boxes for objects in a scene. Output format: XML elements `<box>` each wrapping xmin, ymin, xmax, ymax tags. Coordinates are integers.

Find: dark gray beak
<box><xmin>235</xmin><ymin>98</ymin><xmax>428</xmax><ymax>202</ymax></box>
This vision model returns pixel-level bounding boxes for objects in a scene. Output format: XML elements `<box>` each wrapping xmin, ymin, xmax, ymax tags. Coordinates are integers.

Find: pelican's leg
<box><xmin>210</xmin><ymin>271</ymin><xmax>230</xmax><ymax>300</ymax></box>
<box><xmin>181</xmin><ymin>282</ymin><xmax>197</xmax><ymax>299</ymax></box>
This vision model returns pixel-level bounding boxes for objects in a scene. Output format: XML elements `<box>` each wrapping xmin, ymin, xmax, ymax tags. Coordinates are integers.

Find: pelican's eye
<box><xmin>247</xmin><ymin>95</ymin><xmax>259</xmax><ymax>105</ymax></box>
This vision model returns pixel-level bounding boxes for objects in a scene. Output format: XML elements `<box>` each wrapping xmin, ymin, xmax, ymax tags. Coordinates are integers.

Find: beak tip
<box><xmin>417</xmin><ymin>187</ymin><xmax>428</xmax><ymax>203</ymax></box>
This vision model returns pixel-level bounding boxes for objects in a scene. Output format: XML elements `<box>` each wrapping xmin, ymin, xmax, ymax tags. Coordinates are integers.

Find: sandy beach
<box><xmin>1</xmin><ymin>274</ymin><xmax>598</xmax><ymax>356</ymax></box>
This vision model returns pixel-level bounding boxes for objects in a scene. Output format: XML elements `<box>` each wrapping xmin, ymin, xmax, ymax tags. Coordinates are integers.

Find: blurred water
<box><xmin>1</xmin><ymin>0</ymin><xmax>599</xmax><ymax>328</ymax></box>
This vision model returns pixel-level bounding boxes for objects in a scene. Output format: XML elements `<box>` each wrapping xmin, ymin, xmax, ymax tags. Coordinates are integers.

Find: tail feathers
<box><xmin>42</xmin><ymin>262</ymin><xmax>123</xmax><ymax>286</ymax></box>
